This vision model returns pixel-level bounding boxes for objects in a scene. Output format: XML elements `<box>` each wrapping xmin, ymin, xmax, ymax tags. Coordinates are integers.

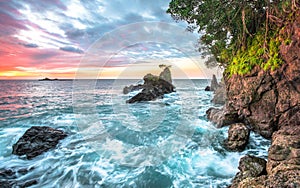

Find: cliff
<box><xmin>208</xmin><ymin>13</ymin><xmax>300</xmax><ymax>187</ymax></box>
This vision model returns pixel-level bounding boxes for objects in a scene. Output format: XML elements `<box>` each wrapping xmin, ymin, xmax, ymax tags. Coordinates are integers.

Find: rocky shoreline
<box><xmin>206</xmin><ymin>16</ymin><xmax>300</xmax><ymax>187</ymax></box>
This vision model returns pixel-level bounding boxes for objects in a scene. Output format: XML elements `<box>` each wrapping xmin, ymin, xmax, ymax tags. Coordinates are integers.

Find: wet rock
<box><xmin>0</xmin><ymin>167</ymin><xmax>37</xmax><ymax>188</ymax></box>
<box><xmin>12</xmin><ymin>126</ymin><xmax>67</xmax><ymax>159</ymax></box>
<box><xmin>229</xmin><ymin>155</ymin><xmax>267</xmax><ymax>188</ymax></box>
<box><xmin>206</xmin><ymin>107</ymin><xmax>239</xmax><ymax>128</ymax></box>
<box><xmin>126</xmin><ymin>74</ymin><xmax>175</xmax><ymax>103</ymax></box>
<box><xmin>224</xmin><ymin>123</ymin><xmax>250</xmax><ymax>151</ymax></box>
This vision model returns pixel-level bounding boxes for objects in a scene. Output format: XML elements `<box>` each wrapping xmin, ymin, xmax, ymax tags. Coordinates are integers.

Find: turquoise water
<box><xmin>0</xmin><ymin>80</ymin><xmax>270</xmax><ymax>188</ymax></box>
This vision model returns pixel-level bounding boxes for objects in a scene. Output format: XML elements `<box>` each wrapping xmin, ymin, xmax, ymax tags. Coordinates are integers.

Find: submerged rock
<box><xmin>224</xmin><ymin>123</ymin><xmax>250</xmax><ymax>151</ymax></box>
<box><xmin>0</xmin><ymin>167</ymin><xmax>37</xmax><ymax>187</ymax></box>
<box><xmin>12</xmin><ymin>126</ymin><xmax>67</xmax><ymax>159</ymax></box>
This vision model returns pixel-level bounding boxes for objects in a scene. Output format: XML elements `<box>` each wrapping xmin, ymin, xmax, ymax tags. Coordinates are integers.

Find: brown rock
<box><xmin>229</xmin><ymin>155</ymin><xmax>267</xmax><ymax>188</ymax></box>
<box><xmin>224</xmin><ymin>123</ymin><xmax>250</xmax><ymax>151</ymax></box>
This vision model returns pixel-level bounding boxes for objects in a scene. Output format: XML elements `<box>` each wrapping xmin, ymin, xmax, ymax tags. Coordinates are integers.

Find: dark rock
<box><xmin>224</xmin><ymin>123</ymin><xmax>250</xmax><ymax>151</ymax></box>
<box><xmin>204</xmin><ymin>86</ymin><xmax>211</xmax><ymax>91</ymax></box>
<box><xmin>229</xmin><ymin>155</ymin><xmax>267</xmax><ymax>188</ymax></box>
<box><xmin>123</xmin><ymin>84</ymin><xmax>143</xmax><ymax>94</ymax></box>
<box><xmin>0</xmin><ymin>167</ymin><xmax>37</xmax><ymax>188</ymax></box>
<box><xmin>206</xmin><ymin>107</ymin><xmax>239</xmax><ymax>128</ymax></box>
<box><xmin>210</xmin><ymin>74</ymin><xmax>220</xmax><ymax>91</ymax></box>
<box><xmin>126</xmin><ymin>74</ymin><xmax>175</xmax><ymax>103</ymax></box>
<box><xmin>12</xmin><ymin>126</ymin><xmax>67</xmax><ymax>159</ymax></box>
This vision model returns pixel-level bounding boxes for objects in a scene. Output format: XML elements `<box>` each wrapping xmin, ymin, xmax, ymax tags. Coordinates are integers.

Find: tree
<box><xmin>167</xmin><ymin>0</ymin><xmax>297</xmax><ymax>68</ymax></box>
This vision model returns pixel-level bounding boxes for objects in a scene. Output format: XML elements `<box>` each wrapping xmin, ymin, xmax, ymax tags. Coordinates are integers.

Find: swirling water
<box><xmin>0</xmin><ymin>79</ymin><xmax>270</xmax><ymax>188</ymax></box>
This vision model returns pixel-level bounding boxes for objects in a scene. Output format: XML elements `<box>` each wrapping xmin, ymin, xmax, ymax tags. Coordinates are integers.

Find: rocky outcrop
<box><xmin>224</xmin><ymin>38</ymin><xmax>300</xmax><ymax>138</ymax></box>
<box><xmin>224</xmin><ymin>14</ymin><xmax>300</xmax><ymax>187</ymax></box>
<box><xmin>12</xmin><ymin>126</ymin><xmax>67</xmax><ymax>159</ymax></box>
<box><xmin>229</xmin><ymin>155</ymin><xmax>267</xmax><ymax>188</ymax></box>
<box><xmin>125</xmin><ymin>66</ymin><xmax>175</xmax><ymax>103</ymax></box>
<box><xmin>126</xmin><ymin>74</ymin><xmax>175</xmax><ymax>103</ymax></box>
<box><xmin>224</xmin><ymin>123</ymin><xmax>250</xmax><ymax>151</ymax></box>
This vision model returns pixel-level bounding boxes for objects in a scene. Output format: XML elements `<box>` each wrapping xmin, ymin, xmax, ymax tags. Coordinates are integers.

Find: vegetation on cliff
<box><xmin>167</xmin><ymin>0</ymin><xmax>299</xmax><ymax>75</ymax></box>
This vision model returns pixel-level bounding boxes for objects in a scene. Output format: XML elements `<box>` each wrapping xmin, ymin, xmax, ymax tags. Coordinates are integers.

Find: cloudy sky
<box><xmin>0</xmin><ymin>0</ymin><xmax>219</xmax><ymax>79</ymax></box>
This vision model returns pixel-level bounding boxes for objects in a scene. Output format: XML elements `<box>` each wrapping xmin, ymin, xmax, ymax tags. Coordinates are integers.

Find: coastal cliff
<box><xmin>219</xmin><ymin>14</ymin><xmax>300</xmax><ymax>187</ymax></box>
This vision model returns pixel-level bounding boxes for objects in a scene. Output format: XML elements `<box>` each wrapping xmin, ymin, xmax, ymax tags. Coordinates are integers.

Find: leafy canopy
<box><xmin>167</xmin><ymin>0</ymin><xmax>298</xmax><ymax>73</ymax></box>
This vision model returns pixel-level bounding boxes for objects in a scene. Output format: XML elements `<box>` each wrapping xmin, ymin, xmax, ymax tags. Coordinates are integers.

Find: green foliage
<box><xmin>167</xmin><ymin>0</ymin><xmax>297</xmax><ymax>75</ymax></box>
<box><xmin>225</xmin><ymin>31</ymin><xmax>283</xmax><ymax>76</ymax></box>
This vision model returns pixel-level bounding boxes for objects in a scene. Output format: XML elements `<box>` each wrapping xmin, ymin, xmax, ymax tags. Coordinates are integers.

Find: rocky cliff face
<box><xmin>222</xmin><ymin>14</ymin><xmax>300</xmax><ymax>187</ymax></box>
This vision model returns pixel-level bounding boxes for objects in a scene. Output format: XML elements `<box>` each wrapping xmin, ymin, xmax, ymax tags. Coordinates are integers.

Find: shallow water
<box><xmin>0</xmin><ymin>79</ymin><xmax>270</xmax><ymax>188</ymax></box>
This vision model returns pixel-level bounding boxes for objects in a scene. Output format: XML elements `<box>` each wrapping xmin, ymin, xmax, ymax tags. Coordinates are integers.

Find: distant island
<box><xmin>38</xmin><ymin>77</ymin><xmax>69</xmax><ymax>81</ymax></box>
<box><xmin>38</xmin><ymin>77</ymin><xmax>58</xmax><ymax>81</ymax></box>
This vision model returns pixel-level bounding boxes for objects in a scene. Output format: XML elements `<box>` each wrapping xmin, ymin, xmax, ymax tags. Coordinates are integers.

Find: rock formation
<box><xmin>207</xmin><ymin>15</ymin><xmax>300</xmax><ymax>187</ymax></box>
<box><xmin>12</xmin><ymin>126</ymin><xmax>67</xmax><ymax>159</ymax></box>
<box><xmin>125</xmin><ymin>65</ymin><xmax>175</xmax><ymax>103</ymax></box>
<box><xmin>126</xmin><ymin>73</ymin><xmax>175</xmax><ymax>103</ymax></box>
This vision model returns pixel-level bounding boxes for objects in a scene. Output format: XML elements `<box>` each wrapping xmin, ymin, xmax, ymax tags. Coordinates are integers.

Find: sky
<box><xmin>0</xmin><ymin>0</ymin><xmax>221</xmax><ymax>79</ymax></box>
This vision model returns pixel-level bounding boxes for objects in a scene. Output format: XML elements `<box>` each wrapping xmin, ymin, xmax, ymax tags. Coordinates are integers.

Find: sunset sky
<box><xmin>0</xmin><ymin>0</ymin><xmax>220</xmax><ymax>80</ymax></box>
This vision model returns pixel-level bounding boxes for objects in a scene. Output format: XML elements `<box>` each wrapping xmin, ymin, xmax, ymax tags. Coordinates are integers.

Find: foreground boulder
<box><xmin>224</xmin><ymin>123</ymin><xmax>250</xmax><ymax>151</ymax></box>
<box><xmin>229</xmin><ymin>155</ymin><xmax>267</xmax><ymax>188</ymax></box>
<box><xmin>12</xmin><ymin>126</ymin><xmax>67</xmax><ymax>159</ymax></box>
<box><xmin>126</xmin><ymin>74</ymin><xmax>175</xmax><ymax>103</ymax></box>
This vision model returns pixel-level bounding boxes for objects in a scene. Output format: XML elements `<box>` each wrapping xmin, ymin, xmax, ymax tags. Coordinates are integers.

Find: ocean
<box><xmin>0</xmin><ymin>79</ymin><xmax>270</xmax><ymax>188</ymax></box>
